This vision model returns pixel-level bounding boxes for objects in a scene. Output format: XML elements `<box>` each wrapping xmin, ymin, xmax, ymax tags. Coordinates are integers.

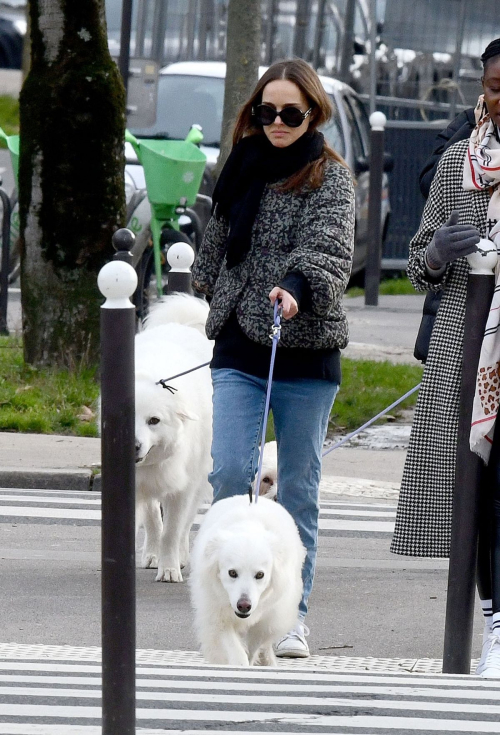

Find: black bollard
<box><xmin>443</xmin><ymin>243</ymin><xmax>497</xmax><ymax>674</ymax></box>
<box><xmin>364</xmin><ymin>111</ymin><xmax>386</xmax><ymax>307</ymax></box>
<box><xmin>99</xmin><ymin>229</ymin><xmax>138</xmax><ymax>734</ymax></box>
<box><xmin>165</xmin><ymin>240</ymin><xmax>194</xmax><ymax>295</ymax></box>
<box><xmin>0</xmin><ymin>186</ymin><xmax>11</xmax><ymax>335</ymax></box>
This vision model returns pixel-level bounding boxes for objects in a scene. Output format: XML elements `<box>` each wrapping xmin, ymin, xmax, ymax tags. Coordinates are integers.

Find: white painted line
<box><xmin>194</xmin><ymin>513</ymin><xmax>394</xmax><ymax>532</ymax></box>
<box><xmin>0</xmin><ymin>489</ymin><xmax>96</xmax><ymax>496</ymax></box>
<box><xmin>0</xmin><ymin>660</ymin><xmax>497</xmax><ymax>688</ymax></box>
<box><xmin>319</xmin><ymin>508</ymin><xmax>395</xmax><ymax>517</ymax></box>
<box><xmin>2</xmin><ymin>686</ymin><xmax>500</xmax><ymax>715</ymax></box>
<box><xmin>0</xmin><ymin>705</ymin><xmax>498</xmax><ymax>730</ymax></box>
<box><xmin>0</xmin><ymin>507</ymin><xmax>100</xmax><ymax>520</ymax></box>
<box><xmin>1</xmin><ymin>674</ymin><xmax>497</xmax><ymax>700</ymax></box>
<box><xmin>320</xmin><ymin>518</ymin><xmax>394</xmax><ymax>532</ymax></box>
<box><xmin>0</xmin><ymin>495</ymin><xmax>100</xmax><ymax>505</ymax></box>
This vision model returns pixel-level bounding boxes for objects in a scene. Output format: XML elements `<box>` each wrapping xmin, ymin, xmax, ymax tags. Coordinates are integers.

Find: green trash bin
<box><xmin>0</xmin><ymin>127</ymin><xmax>19</xmax><ymax>185</ymax></box>
<box><xmin>125</xmin><ymin>130</ymin><xmax>206</xmax><ymax>219</ymax></box>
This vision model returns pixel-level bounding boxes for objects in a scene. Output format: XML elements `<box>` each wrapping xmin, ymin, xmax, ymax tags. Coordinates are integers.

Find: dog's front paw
<box><xmin>155</xmin><ymin>565</ymin><xmax>183</xmax><ymax>583</ymax></box>
<box><xmin>140</xmin><ymin>551</ymin><xmax>159</xmax><ymax>569</ymax></box>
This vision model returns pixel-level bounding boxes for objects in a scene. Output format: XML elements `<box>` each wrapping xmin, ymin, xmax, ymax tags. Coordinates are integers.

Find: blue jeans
<box><xmin>210</xmin><ymin>368</ymin><xmax>339</xmax><ymax>620</ymax></box>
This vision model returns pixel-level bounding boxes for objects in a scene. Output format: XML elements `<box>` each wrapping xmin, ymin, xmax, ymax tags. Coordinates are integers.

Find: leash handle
<box><xmin>253</xmin><ymin>300</ymin><xmax>282</xmax><ymax>503</ymax></box>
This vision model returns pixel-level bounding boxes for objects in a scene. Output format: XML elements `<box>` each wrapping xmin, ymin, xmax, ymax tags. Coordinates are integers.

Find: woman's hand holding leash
<box><xmin>269</xmin><ymin>287</ymin><xmax>298</xmax><ymax>319</ymax></box>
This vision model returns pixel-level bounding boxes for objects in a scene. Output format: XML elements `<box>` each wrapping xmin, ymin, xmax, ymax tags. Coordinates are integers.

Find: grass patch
<box><xmin>265</xmin><ymin>357</ymin><xmax>422</xmax><ymax>441</ymax></box>
<box><xmin>0</xmin><ymin>336</ymin><xmax>99</xmax><ymax>436</ymax></box>
<box><xmin>346</xmin><ymin>276</ymin><xmax>417</xmax><ymax>298</ymax></box>
<box><xmin>0</xmin><ymin>336</ymin><xmax>421</xmax><ymax>440</ymax></box>
<box><xmin>0</xmin><ymin>96</ymin><xmax>19</xmax><ymax>143</ymax></box>
<box><xmin>328</xmin><ymin>358</ymin><xmax>422</xmax><ymax>434</ymax></box>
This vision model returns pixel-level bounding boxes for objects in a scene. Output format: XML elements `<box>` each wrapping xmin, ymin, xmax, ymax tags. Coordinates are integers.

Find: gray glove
<box><xmin>426</xmin><ymin>210</ymin><xmax>480</xmax><ymax>270</ymax></box>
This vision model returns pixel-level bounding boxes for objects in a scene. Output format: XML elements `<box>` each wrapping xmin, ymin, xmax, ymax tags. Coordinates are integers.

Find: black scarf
<box><xmin>212</xmin><ymin>131</ymin><xmax>324</xmax><ymax>269</ymax></box>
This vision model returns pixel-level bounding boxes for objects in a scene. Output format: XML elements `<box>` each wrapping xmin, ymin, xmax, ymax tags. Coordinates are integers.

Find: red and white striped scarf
<box><xmin>468</xmin><ymin>96</ymin><xmax>500</xmax><ymax>463</ymax></box>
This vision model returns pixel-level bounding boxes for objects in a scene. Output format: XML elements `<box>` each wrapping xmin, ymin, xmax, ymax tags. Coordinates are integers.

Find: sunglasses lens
<box><xmin>280</xmin><ymin>108</ymin><xmax>305</xmax><ymax>127</ymax></box>
<box><xmin>255</xmin><ymin>105</ymin><xmax>277</xmax><ymax>126</ymax></box>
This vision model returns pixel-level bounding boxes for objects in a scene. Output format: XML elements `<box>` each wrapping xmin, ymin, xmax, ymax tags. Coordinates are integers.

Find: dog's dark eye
<box><xmin>228</xmin><ymin>569</ymin><xmax>238</xmax><ymax>578</ymax></box>
<box><xmin>255</xmin><ymin>571</ymin><xmax>264</xmax><ymax>580</ymax></box>
<box><xmin>147</xmin><ymin>417</ymin><xmax>160</xmax><ymax>426</ymax></box>
<box><xmin>262</xmin><ymin>476</ymin><xmax>271</xmax><ymax>484</ymax></box>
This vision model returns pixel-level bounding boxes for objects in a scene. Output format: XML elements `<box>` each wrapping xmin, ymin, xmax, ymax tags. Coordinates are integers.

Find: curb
<box><xmin>0</xmin><ymin>468</ymin><xmax>95</xmax><ymax>492</ymax></box>
<box><xmin>0</xmin><ymin>467</ymin><xmax>398</xmax><ymax>499</ymax></box>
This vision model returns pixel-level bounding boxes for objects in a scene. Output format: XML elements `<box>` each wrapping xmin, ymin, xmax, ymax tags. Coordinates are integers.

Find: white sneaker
<box><xmin>480</xmin><ymin>633</ymin><xmax>500</xmax><ymax>678</ymax></box>
<box><xmin>274</xmin><ymin>623</ymin><xmax>310</xmax><ymax>658</ymax></box>
<box><xmin>476</xmin><ymin>621</ymin><xmax>493</xmax><ymax>675</ymax></box>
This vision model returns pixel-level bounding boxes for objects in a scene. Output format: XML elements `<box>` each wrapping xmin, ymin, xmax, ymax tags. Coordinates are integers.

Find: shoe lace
<box><xmin>280</xmin><ymin>624</ymin><xmax>310</xmax><ymax>644</ymax></box>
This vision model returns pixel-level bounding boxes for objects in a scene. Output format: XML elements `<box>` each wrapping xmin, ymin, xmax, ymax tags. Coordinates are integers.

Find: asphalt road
<box><xmin>0</xmin><ymin>488</ymin><xmax>483</xmax><ymax>662</ymax></box>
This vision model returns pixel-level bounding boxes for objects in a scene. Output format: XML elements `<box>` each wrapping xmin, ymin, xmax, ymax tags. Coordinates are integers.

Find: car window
<box><xmin>131</xmin><ymin>74</ymin><xmax>225</xmax><ymax>145</ymax></box>
<box><xmin>321</xmin><ymin>96</ymin><xmax>345</xmax><ymax>157</ymax></box>
<box><xmin>346</xmin><ymin>94</ymin><xmax>370</xmax><ymax>155</ymax></box>
<box><xmin>342</xmin><ymin>93</ymin><xmax>365</xmax><ymax>162</ymax></box>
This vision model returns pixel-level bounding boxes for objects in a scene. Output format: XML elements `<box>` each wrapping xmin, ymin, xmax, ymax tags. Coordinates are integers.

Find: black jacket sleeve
<box><xmin>418</xmin><ymin>108</ymin><xmax>476</xmax><ymax>199</ymax></box>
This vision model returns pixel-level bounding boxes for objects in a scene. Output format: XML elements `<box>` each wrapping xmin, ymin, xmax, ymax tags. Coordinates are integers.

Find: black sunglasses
<box><xmin>252</xmin><ymin>103</ymin><xmax>313</xmax><ymax>128</ymax></box>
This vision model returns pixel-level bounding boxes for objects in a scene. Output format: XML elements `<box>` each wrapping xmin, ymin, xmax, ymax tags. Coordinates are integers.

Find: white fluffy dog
<box><xmin>189</xmin><ymin>495</ymin><xmax>306</xmax><ymax>666</ymax></box>
<box><xmin>257</xmin><ymin>440</ymin><xmax>278</xmax><ymax>501</ymax></box>
<box><xmin>135</xmin><ymin>294</ymin><xmax>213</xmax><ymax>582</ymax></box>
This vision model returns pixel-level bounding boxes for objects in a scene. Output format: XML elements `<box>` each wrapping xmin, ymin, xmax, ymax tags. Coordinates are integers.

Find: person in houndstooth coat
<box><xmin>391</xmin><ymin>137</ymin><xmax>489</xmax><ymax>559</ymax></box>
<box><xmin>392</xmin><ymin>37</ymin><xmax>500</xmax><ymax>678</ymax></box>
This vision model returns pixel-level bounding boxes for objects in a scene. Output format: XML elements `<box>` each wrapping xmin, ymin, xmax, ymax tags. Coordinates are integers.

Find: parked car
<box><xmin>0</xmin><ymin>1</ymin><xmax>25</xmax><ymax>69</ymax></box>
<box><xmin>126</xmin><ymin>60</ymin><xmax>391</xmax><ymax>279</ymax></box>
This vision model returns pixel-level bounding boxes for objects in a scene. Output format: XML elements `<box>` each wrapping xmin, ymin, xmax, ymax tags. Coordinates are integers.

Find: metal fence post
<box><xmin>365</xmin><ymin>111</ymin><xmax>386</xmax><ymax>307</ymax></box>
<box><xmin>443</xmin><ymin>241</ymin><xmax>498</xmax><ymax>674</ymax></box>
<box><xmin>98</xmin><ymin>231</ymin><xmax>138</xmax><ymax>734</ymax></box>
<box><xmin>0</xmin><ymin>185</ymin><xmax>11</xmax><ymax>335</ymax></box>
<box><xmin>165</xmin><ymin>241</ymin><xmax>194</xmax><ymax>295</ymax></box>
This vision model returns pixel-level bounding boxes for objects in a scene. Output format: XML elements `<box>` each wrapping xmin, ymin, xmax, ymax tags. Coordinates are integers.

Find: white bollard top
<box><xmin>98</xmin><ymin>260</ymin><xmax>138</xmax><ymax>309</ymax></box>
<box><xmin>467</xmin><ymin>238</ymin><xmax>498</xmax><ymax>275</ymax></box>
<box><xmin>369</xmin><ymin>111</ymin><xmax>387</xmax><ymax>131</ymax></box>
<box><xmin>167</xmin><ymin>241</ymin><xmax>195</xmax><ymax>273</ymax></box>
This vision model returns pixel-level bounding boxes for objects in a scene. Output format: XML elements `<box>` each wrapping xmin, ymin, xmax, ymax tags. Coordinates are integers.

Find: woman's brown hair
<box><xmin>232</xmin><ymin>58</ymin><xmax>349</xmax><ymax>191</ymax></box>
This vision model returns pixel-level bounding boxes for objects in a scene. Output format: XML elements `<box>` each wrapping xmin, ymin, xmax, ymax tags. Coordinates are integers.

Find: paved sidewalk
<box><xmin>1</xmin><ymin>294</ymin><xmax>420</xmax><ymax>492</ymax></box>
<box><xmin>0</xmin><ymin>430</ymin><xmax>406</xmax><ymax>496</ymax></box>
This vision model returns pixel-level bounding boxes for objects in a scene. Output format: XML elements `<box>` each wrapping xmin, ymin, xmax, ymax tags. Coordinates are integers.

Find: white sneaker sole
<box><xmin>275</xmin><ymin>648</ymin><xmax>310</xmax><ymax>658</ymax></box>
<box><xmin>481</xmin><ymin>666</ymin><xmax>500</xmax><ymax>678</ymax></box>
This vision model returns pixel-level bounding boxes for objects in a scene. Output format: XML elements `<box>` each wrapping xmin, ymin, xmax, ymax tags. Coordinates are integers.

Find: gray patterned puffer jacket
<box><xmin>192</xmin><ymin>159</ymin><xmax>355</xmax><ymax>350</ymax></box>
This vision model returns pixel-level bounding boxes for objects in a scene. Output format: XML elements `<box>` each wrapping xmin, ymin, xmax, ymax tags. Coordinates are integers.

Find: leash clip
<box><xmin>269</xmin><ymin>301</ymin><xmax>283</xmax><ymax>341</ymax></box>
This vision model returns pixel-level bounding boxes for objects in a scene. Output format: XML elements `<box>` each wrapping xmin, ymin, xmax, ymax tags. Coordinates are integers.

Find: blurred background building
<box><xmin>104</xmin><ymin>0</ymin><xmax>498</xmax><ymax>122</ymax></box>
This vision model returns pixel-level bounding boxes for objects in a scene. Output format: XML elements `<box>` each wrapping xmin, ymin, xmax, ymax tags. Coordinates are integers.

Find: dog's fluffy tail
<box><xmin>142</xmin><ymin>293</ymin><xmax>209</xmax><ymax>336</ymax></box>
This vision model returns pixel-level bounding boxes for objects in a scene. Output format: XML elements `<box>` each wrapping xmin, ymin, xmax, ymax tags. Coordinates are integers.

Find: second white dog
<box><xmin>189</xmin><ymin>494</ymin><xmax>306</xmax><ymax>666</ymax></box>
<box><xmin>135</xmin><ymin>294</ymin><xmax>213</xmax><ymax>583</ymax></box>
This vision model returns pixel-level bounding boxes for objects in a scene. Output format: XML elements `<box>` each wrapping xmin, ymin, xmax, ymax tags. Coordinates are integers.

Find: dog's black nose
<box><xmin>135</xmin><ymin>442</ymin><xmax>141</xmax><ymax>454</ymax></box>
<box><xmin>237</xmin><ymin>598</ymin><xmax>252</xmax><ymax>614</ymax></box>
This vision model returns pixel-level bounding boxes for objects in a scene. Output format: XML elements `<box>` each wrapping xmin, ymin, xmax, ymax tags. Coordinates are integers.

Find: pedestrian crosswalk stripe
<box><xmin>0</xmin><ymin>490</ymin><xmax>396</xmax><ymax>534</ymax></box>
<box><xmin>1</xmin><ymin>675</ymin><xmax>499</xmax><ymax>699</ymax></box>
<box><xmin>3</xmin><ymin>686</ymin><xmax>500</xmax><ymax>715</ymax></box>
<box><xmin>0</xmin><ymin>495</ymin><xmax>100</xmax><ymax>505</ymax></box>
<box><xmin>0</xmin><ymin>507</ymin><xmax>101</xmax><ymax>520</ymax></box>
<box><xmin>1</xmin><ymin>704</ymin><xmax>500</xmax><ymax>731</ymax></box>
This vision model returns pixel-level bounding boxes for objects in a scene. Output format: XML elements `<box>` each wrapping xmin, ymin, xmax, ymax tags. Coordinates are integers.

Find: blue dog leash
<box><xmin>252</xmin><ymin>299</ymin><xmax>282</xmax><ymax>504</ymax></box>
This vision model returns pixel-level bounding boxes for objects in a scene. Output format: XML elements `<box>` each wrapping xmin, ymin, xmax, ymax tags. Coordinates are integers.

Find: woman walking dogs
<box><xmin>391</xmin><ymin>38</ymin><xmax>500</xmax><ymax>678</ymax></box>
<box><xmin>192</xmin><ymin>59</ymin><xmax>355</xmax><ymax>657</ymax></box>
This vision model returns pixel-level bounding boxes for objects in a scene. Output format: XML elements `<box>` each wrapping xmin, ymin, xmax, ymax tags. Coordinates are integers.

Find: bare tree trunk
<box><xmin>20</xmin><ymin>0</ymin><xmax>125</xmax><ymax>367</ymax></box>
<box><xmin>293</xmin><ymin>0</ymin><xmax>312</xmax><ymax>59</ymax></box>
<box><xmin>214</xmin><ymin>0</ymin><xmax>261</xmax><ymax>177</ymax></box>
<box><xmin>338</xmin><ymin>0</ymin><xmax>356</xmax><ymax>83</ymax></box>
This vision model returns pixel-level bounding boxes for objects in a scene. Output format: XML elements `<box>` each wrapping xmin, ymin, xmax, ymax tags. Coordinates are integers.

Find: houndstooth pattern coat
<box><xmin>391</xmin><ymin>139</ymin><xmax>491</xmax><ymax>558</ymax></box>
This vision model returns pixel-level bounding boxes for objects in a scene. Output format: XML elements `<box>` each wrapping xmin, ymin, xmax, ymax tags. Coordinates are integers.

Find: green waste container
<box><xmin>125</xmin><ymin>130</ymin><xmax>206</xmax><ymax>218</ymax></box>
<box><xmin>0</xmin><ymin>127</ymin><xmax>19</xmax><ymax>185</ymax></box>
